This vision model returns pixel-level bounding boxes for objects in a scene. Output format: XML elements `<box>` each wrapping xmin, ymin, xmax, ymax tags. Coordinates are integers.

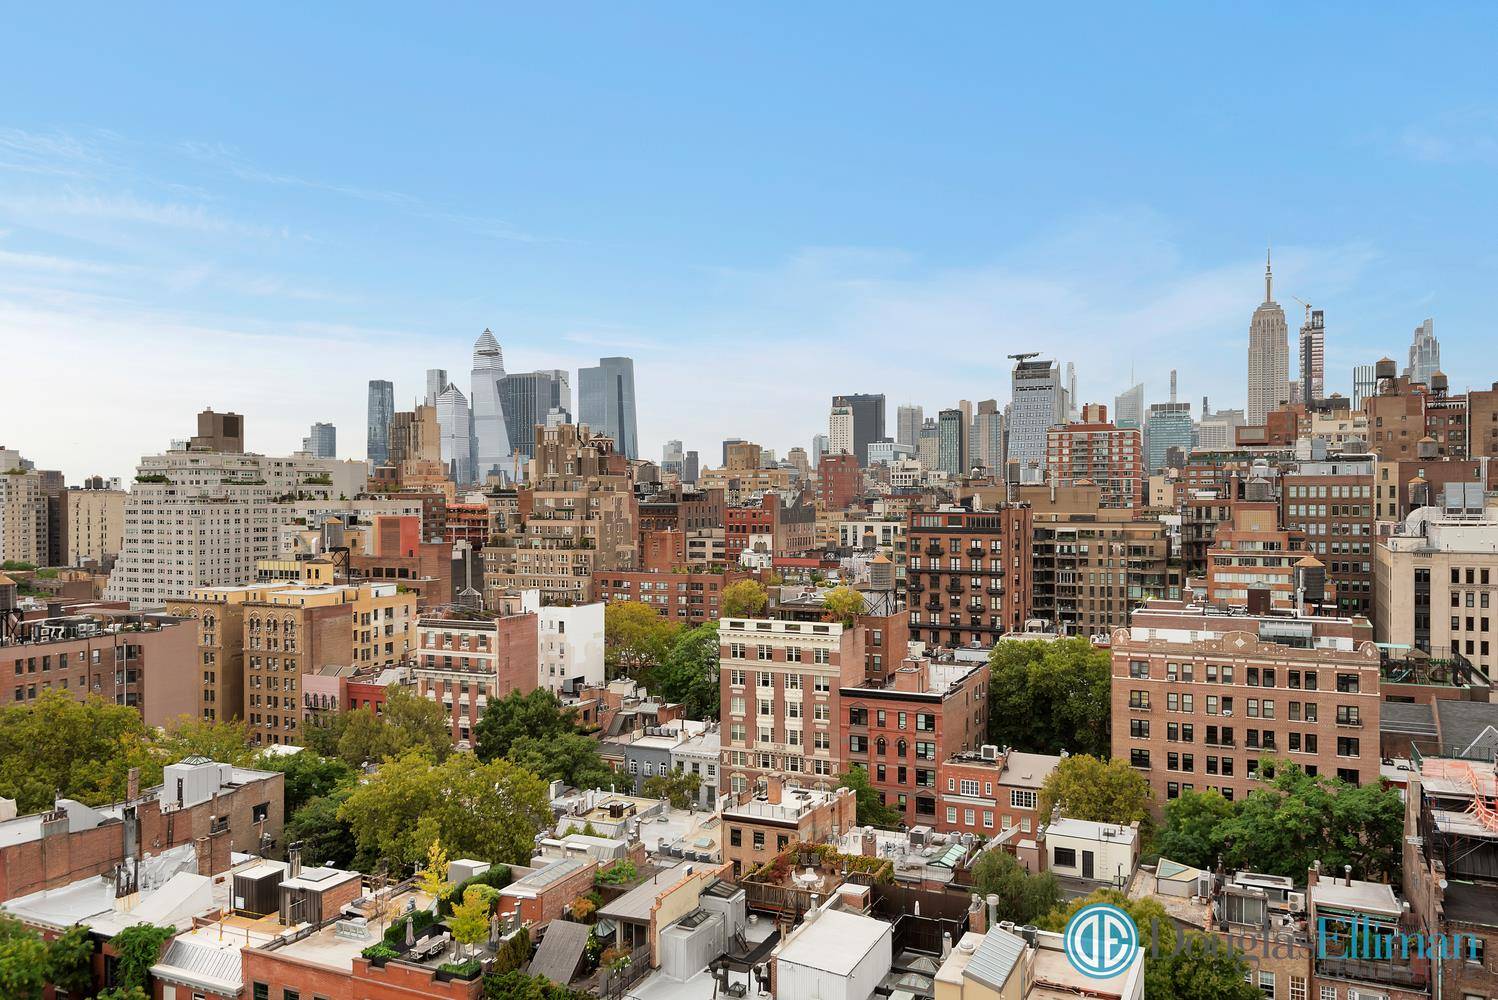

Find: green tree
<box><xmin>449</xmin><ymin>885</ymin><xmax>500</xmax><ymax>957</ymax></box>
<box><xmin>302</xmin><ymin>709</ymin><xmax>351</xmax><ymax>757</ymax></box>
<box><xmin>339</xmin><ymin>749</ymin><xmax>552</xmax><ymax>870</ymax></box>
<box><xmin>604</xmin><ymin>601</ymin><xmax>680</xmax><ymax>675</ymax></box>
<box><xmin>261</xmin><ymin>748</ymin><xmax>356</xmax><ymax>815</ymax></box>
<box><xmin>482</xmin><ymin>969</ymin><xmax>592</xmax><ymax>1000</ymax></box>
<box><xmin>0</xmin><ymin>691</ymin><xmax>148</xmax><ymax>811</ymax></box>
<box><xmin>506</xmin><ymin>733</ymin><xmax>614</xmax><ymax>791</ymax></box>
<box><xmin>1037</xmin><ymin>888</ymin><xmax>1171</xmax><ymax>935</ymax></box>
<box><xmin>1038</xmin><ymin>754</ymin><xmax>1151</xmax><ymax>825</ymax></box>
<box><xmin>284</xmin><ymin>784</ymin><xmax>358</xmax><ymax>868</ymax></box>
<box><xmin>821</xmin><ymin>586</ymin><xmax>865</xmax><ymax>626</ymax></box>
<box><xmin>968</xmin><ymin>850</ymin><xmax>1059</xmax><ymax>925</ymax></box>
<box><xmin>641</xmin><ymin>769</ymin><xmax>702</xmax><ymax>809</ymax></box>
<box><xmin>837</xmin><ymin>767</ymin><xmax>901</xmax><ymax>828</ymax></box>
<box><xmin>474</xmin><ymin>688</ymin><xmax>579</xmax><ymax>763</ymax></box>
<box><xmin>720</xmin><ymin>579</ymin><xmax>768</xmax><ymax>618</ymax></box>
<box><xmin>108</xmin><ymin>923</ymin><xmax>173</xmax><ymax>994</ymax></box>
<box><xmin>148</xmin><ymin>715</ymin><xmax>257</xmax><ymax>766</ymax></box>
<box><xmin>650</xmin><ymin>623</ymin><xmax>721</xmax><ymax>719</ymax></box>
<box><xmin>1153</xmin><ymin>790</ymin><xmax>1235</xmax><ymax>869</ymax></box>
<box><xmin>987</xmin><ymin>638</ymin><xmax>1110</xmax><ymax>756</ymax></box>
<box><xmin>1144</xmin><ymin>935</ymin><xmax>1260</xmax><ymax>1000</ymax></box>
<box><xmin>46</xmin><ymin>923</ymin><xmax>96</xmax><ymax>997</ymax></box>
<box><xmin>417</xmin><ymin>839</ymin><xmax>456</xmax><ymax>912</ymax></box>
<box><xmin>337</xmin><ymin>684</ymin><xmax>452</xmax><ymax>765</ymax></box>
<box><xmin>0</xmin><ymin>917</ymin><xmax>49</xmax><ymax>1000</ymax></box>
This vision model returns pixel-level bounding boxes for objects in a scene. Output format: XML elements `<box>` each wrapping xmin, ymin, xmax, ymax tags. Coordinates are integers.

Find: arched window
<box><xmin>876</xmin><ymin>737</ymin><xmax>887</xmax><ymax>756</ymax></box>
<box><xmin>897</xmin><ymin>739</ymin><xmax>908</xmax><ymax>758</ymax></box>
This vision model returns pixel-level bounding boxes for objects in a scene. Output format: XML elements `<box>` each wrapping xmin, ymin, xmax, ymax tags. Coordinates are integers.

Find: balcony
<box><xmin>924</xmin><ymin>543</ymin><xmax>944</xmax><ymax>556</ymax></box>
<box><xmin>986</xmin><ymin>583</ymin><xmax>1005</xmax><ymax>595</ymax></box>
<box><xmin>967</xmin><ymin>545</ymin><xmax>985</xmax><ymax>557</ymax></box>
<box><xmin>945</xmin><ymin>581</ymin><xmax>964</xmax><ymax>594</ymax></box>
<box><xmin>925</xmin><ymin>598</ymin><xmax>943</xmax><ymax>611</ymax></box>
<box><xmin>907</xmin><ymin>580</ymin><xmax>925</xmax><ymax>594</ymax></box>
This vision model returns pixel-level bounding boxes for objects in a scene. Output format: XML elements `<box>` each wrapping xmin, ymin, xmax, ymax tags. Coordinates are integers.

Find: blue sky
<box><xmin>5</xmin><ymin>5</ymin><xmax>1498</xmax><ymax>481</ymax></box>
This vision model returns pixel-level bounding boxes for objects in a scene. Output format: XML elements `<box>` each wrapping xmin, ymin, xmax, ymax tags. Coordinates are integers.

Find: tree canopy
<box><xmin>604</xmin><ymin>601</ymin><xmax>681</xmax><ymax>675</ymax></box>
<box><xmin>1038</xmin><ymin>754</ymin><xmax>1152</xmax><ymax>826</ymax></box>
<box><xmin>650</xmin><ymin>623</ymin><xmax>721</xmax><ymax>719</ymax></box>
<box><xmin>1155</xmin><ymin>760</ymin><xmax>1404</xmax><ymax>881</ymax></box>
<box><xmin>822</xmin><ymin>586</ymin><xmax>866</xmax><ymax>626</ymax></box>
<box><xmin>506</xmin><ymin>733</ymin><xmax>615</xmax><ymax>792</ymax></box>
<box><xmin>837</xmin><ymin>767</ymin><xmax>901</xmax><ymax>828</ymax></box>
<box><xmin>720</xmin><ymin>579</ymin><xmax>768</xmax><ymax>618</ymax></box>
<box><xmin>338</xmin><ymin>748</ymin><xmax>552</xmax><ymax>871</ymax></box>
<box><xmin>337</xmin><ymin>684</ymin><xmax>452</xmax><ymax>765</ymax></box>
<box><xmin>261</xmin><ymin>747</ymin><xmax>356</xmax><ymax>815</ymax></box>
<box><xmin>641</xmin><ymin>769</ymin><xmax>702</xmax><ymax>809</ymax></box>
<box><xmin>474</xmin><ymin>688</ymin><xmax>580</xmax><ymax>763</ymax></box>
<box><xmin>987</xmin><ymin>638</ymin><xmax>1110</xmax><ymax>756</ymax></box>
<box><xmin>968</xmin><ymin>849</ymin><xmax>1059</xmax><ymax>925</ymax></box>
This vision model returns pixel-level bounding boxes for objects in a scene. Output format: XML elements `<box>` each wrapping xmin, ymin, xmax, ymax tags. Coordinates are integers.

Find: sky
<box><xmin>5</xmin><ymin>5</ymin><xmax>1498</xmax><ymax>482</ymax></box>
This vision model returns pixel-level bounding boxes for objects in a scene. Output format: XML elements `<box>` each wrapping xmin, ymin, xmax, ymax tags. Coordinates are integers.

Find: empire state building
<box><xmin>1246</xmin><ymin>250</ymin><xmax>1288</xmax><ymax>426</ymax></box>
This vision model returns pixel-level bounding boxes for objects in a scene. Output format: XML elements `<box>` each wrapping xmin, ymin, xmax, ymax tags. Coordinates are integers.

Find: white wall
<box><xmin>538</xmin><ymin>600</ymin><xmax>605</xmax><ymax>692</ymax></box>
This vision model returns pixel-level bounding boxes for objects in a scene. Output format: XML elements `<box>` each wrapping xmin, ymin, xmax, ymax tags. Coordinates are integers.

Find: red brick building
<box><xmin>725</xmin><ymin>494</ymin><xmax>816</xmax><ymax>563</ymax></box>
<box><xmin>904</xmin><ymin>504</ymin><xmax>1033</xmax><ymax>648</ymax></box>
<box><xmin>443</xmin><ymin>501</ymin><xmax>491</xmax><ymax>547</ymax></box>
<box><xmin>1045</xmin><ymin>404</ymin><xmax>1144</xmax><ymax>508</ymax></box>
<box><xmin>840</xmin><ymin>653</ymin><xmax>988</xmax><ymax>827</ymax></box>
<box><xmin>592</xmin><ymin>569</ymin><xmax>752</xmax><ymax>625</ymax></box>
<box><xmin>350</xmin><ymin>515</ymin><xmax>453</xmax><ymax>608</ymax></box>
<box><xmin>413</xmin><ymin>609</ymin><xmax>539</xmax><ymax>748</ymax></box>
<box><xmin>498</xmin><ymin>856</ymin><xmax>600</xmax><ymax>927</ymax></box>
<box><xmin>816</xmin><ymin>453</ymin><xmax>861</xmax><ymax>512</ymax></box>
<box><xmin>936</xmin><ymin>747</ymin><xmax>1061</xmax><ymax>867</ymax></box>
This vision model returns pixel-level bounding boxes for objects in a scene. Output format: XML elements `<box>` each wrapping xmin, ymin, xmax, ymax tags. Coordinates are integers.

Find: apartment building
<box><xmin>904</xmin><ymin>504</ymin><xmax>1033</xmax><ymax>648</ymax></box>
<box><xmin>0</xmin><ymin>462</ymin><xmax>47</xmax><ymax>566</ymax></box>
<box><xmin>1111</xmin><ymin>601</ymin><xmax>1383</xmax><ymax>810</ymax></box>
<box><xmin>719</xmin><ymin>617</ymin><xmax>865</xmax><ymax>797</ymax></box>
<box><xmin>721</xmin><ymin>778</ymin><xmax>857</xmax><ymax>877</ymax></box>
<box><xmin>725</xmin><ymin>493</ymin><xmax>817</xmax><ymax>563</ymax></box>
<box><xmin>1045</xmin><ymin>404</ymin><xmax>1144</xmax><ymax>508</ymax></box>
<box><xmin>1279</xmin><ymin>458</ymin><xmax>1375</xmax><ymax>617</ymax></box>
<box><xmin>1205</xmin><ymin>502</ymin><xmax>1315</xmax><ymax>611</ymax></box>
<box><xmin>413</xmin><ymin>608</ymin><xmax>539</xmax><ymax>748</ymax></box>
<box><xmin>817</xmin><ymin>452</ymin><xmax>861</xmax><ymax>511</ymax></box>
<box><xmin>839</xmin><ymin>653</ymin><xmax>988</xmax><ymax>827</ymax></box>
<box><xmin>1375</xmin><ymin>487</ymin><xmax>1498</xmax><ymax>682</ymax></box>
<box><xmin>63</xmin><ymin>484</ymin><xmax>127</xmax><ymax>567</ymax></box>
<box><xmin>592</xmin><ymin>568</ymin><xmax>752</xmax><ymax>625</ymax></box>
<box><xmin>1372</xmin><ymin>456</ymin><xmax>1496</xmax><ymax>525</ymax></box>
<box><xmin>1019</xmin><ymin>482</ymin><xmax>1175</xmax><ymax>636</ymax></box>
<box><xmin>936</xmin><ymin>746</ymin><xmax>1060</xmax><ymax>863</ymax></box>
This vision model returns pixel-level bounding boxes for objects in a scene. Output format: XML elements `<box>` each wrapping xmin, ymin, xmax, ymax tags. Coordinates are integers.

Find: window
<box><xmin>752</xmin><ymin>831</ymin><xmax>764</xmax><ymax>850</ymax></box>
<box><xmin>253</xmin><ymin>986</ymin><xmax>269</xmax><ymax>1000</ymax></box>
<box><xmin>1256</xmin><ymin>971</ymin><xmax>1274</xmax><ymax>997</ymax></box>
<box><xmin>960</xmin><ymin>778</ymin><xmax>980</xmax><ymax>796</ymax></box>
<box><xmin>1053</xmin><ymin>846</ymin><xmax>1077</xmax><ymax>868</ymax></box>
<box><xmin>285</xmin><ymin>991</ymin><xmax>301</xmax><ymax>1000</ymax></box>
<box><xmin>1011</xmin><ymin>788</ymin><xmax>1037</xmax><ymax>810</ymax></box>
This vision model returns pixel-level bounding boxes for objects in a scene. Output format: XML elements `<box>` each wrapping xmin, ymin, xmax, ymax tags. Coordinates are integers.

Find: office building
<box><xmin>1112</xmin><ymin>600</ymin><xmax>1382</xmax><ymax>810</ymax></box>
<box><xmin>1114</xmin><ymin>381</ymin><xmax>1145</xmax><ymax>430</ymax></box>
<box><xmin>1009</xmin><ymin>358</ymin><xmax>1063</xmax><ymax>475</ymax></box>
<box><xmin>578</xmin><ymin>356</ymin><xmax>639</xmax><ymax>459</ymax></box>
<box><xmin>1406</xmin><ymin>318</ymin><xmax>1441</xmax><ymax>387</ymax></box>
<box><xmin>832</xmin><ymin>393</ymin><xmax>886</xmax><ymax>466</ymax></box>
<box><xmin>828</xmin><ymin>401</ymin><xmax>855</xmax><ymax>458</ymax></box>
<box><xmin>301</xmin><ymin>422</ymin><xmax>336</xmax><ymax>459</ymax></box>
<box><xmin>1046</xmin><ymin>404</ymin><xmax>1143</xmax><ymax>508</ymax></box>
<box><xmin>424</xmin><ymin>367</ymin><xmax>448</xmax><ymax>406</ymax></box>
<box><xmin>684</xmin><ymin>450</ymin><xmax>700</xmax><ymax>484</ymax></box>
<box><xmin>1352</xmin><ymin>364</ymin><xmax>1377</xmax><ymax>410</ymax></box>
<box><xmin>434</xmin><ymin>384</ymin><xmax>474</xmax><ymax>485</ymax></box>
<box><xmin>1144</xmin><ymin>401</ymin><xmax>1193</xmax><ymax>473</ymax></box>
<box><xmin>936</xmin><ymin>409</ymin><xmax>967</xmax><ymax>476</ymax></box>
<box><xmin>469</xmin><ymin>328</ymin><xmax>511</xmax><ymax>483</ymax></box>
<box><xmin>499</xmin><ymin>369</ymin><xmax>570</xmax><ymax>462</ymax></box>
<box><xmin>1195</xmin><ymin>402</ymin><xmax>1244</xmax><ymax>452</ymax></box>
<box><xmin>810</xmin><ymin>433</ymin><xmax>829</xmax><ymax>467</ymax></box>
<box><xmin>1295</xmin><ymin>306</ymin><xmax>1325</xmax><ymax>404</ymax></box>
<box><xmin>1247</xmin><ymin>251</ymin><xmax>1289</xmax><ymax>426</ymax></box>
<box><xmin>905</xmin><ymin>504</ymin><xmax>1033</xmax><ymax>647</ymax></box>
<box><xmin>661</xmin><ymin>440</ymin><xmax>685</xmax><ymax>478</ymax></box>
<box><xmin>896</xmin><ymin>404</ymin><xmax>924</xmax><ymax>449</ymax></box>
<box><xmin>366</xmin><ymin>379</ymin><xmax>394</xmax><ymax>465</ymax></box>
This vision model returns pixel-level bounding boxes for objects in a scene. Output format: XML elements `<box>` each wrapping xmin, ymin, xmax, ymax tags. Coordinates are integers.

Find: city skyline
<box><xmin>8</xmin><ymin>8</ymin><xmax>1498</xmax><ymax>481</ymax></box>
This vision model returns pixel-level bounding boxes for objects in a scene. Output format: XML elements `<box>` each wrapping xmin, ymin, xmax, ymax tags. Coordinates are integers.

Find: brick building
<box><xmin>1205</xmin><ymin>502</ymin><xmax>1314</xmax><ymax>611</ymax></box>
<box><xmin>725</xmin><ymin>493</ymin><xmax>817</xmax><ymax>564</ymax></box>
<box><xmin>413</xmin><ymin>608</ymin><xmax>539</xmax><ymax>748</ymax></box>
<box><xmin>936</xmin><ymin>747</ymin><xmax>1060</xmax><ymax>867</ymax></box>
<box><xmin>721</xmin><ymin>779</ymin><xmax>856</xmax><ymax>878</ymax></box>
<box><xmin>351</xmin><ymin>514</ymin><xmax>453</xmax><ymax>608</ymax></box>
<box><xmin>719</xmin><ymin>617</ymin><xmax>864</xmax><ymax>797</ymax></box>
<box><xmin>1111</xmin><ymin>601</ymin><xmax>1383</xmax><ymax>812</ymax></box>
<box><xmin>1045</xmin><ymin>404</ymin><xmax>1144</xmax><ymax>508</ymax></box>
<box><xmin>839</xmin><ymin>652</ymin><xmax>988</xmax><ymax>827</ymax></box>
<box><xmin>593</xmin><ymin>568</ymin><xmax>752</xmax><ymax>625</ymax></box>
<box><xmin>1279</xmin><ymin>457</ymin><xmax>1375</xmax><ymax>617</ymax></box>
<box><xmin>904</xmin><ymin>503</ymin><xmax>1032</xmax><ymax>648</ymax></box>
<box><xmin>816</xmin><ymin>452</ymin><xmax>861</xmax><ymax>512</ymax></box>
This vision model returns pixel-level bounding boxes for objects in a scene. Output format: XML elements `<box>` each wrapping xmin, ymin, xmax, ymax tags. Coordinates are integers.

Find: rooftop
<box><xmin>723</xmin><ymin>785</ymin><xmax>847</xmax><ymax>824</ymax></box>
<box><xmin>776</xmin><ymin>907</ymin><xmax>890</xmax><ymax>976</ymax></box>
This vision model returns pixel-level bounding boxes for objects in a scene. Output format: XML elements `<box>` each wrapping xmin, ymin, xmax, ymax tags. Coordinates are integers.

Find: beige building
<box><xmin>1375</xmin><ymin>490</ymin><xmax>1498</xmax><ymax>680</ymax></box>
<box><xmin>0</xmin><ymin>463</ymin><xmax>47</xmax><ymax>566</ymax></box>
<box><xmin>64</xmin><ymin>486</ymin><xmax>126</xmax><ymax>567</ymax></box>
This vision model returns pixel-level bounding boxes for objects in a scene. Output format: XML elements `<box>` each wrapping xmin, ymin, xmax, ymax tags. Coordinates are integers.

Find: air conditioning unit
<box><xmin>980</xmin><ymin>745</ymin><xmax>999</xmax><ymax>761</ymax></box>
<box><xmin>1287</xmin><ymin>892</ymin><xmax>1305</xmax><ymax>912</ymax></box>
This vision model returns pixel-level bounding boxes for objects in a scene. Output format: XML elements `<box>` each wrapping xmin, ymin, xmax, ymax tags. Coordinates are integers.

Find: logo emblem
<box><xmin>1062</xmin><ymin>903</ymin><xmax>1138</xmax><ymax>979</ymax></box>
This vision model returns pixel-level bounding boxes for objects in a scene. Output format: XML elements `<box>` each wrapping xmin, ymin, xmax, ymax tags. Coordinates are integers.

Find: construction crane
<box><xmin>1008</xmin><ymin>351</ymin><xmax>1041</xmax><ymax>364</ymax></box>
<box><xmin>1291</xmin><ymin>295</ymin><xmax>1312</xmax><ymax>321</ymax></box>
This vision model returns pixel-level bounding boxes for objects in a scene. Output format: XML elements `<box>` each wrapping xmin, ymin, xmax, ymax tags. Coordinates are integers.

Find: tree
<box><xmin>650</xmin><ymin>623</ymin><xmax>721</xmax><ymax>719</ymax></box>
<box><xmin>1038</xmin><ymin>754</ymin><xmax>1151</xmax><ymax>825</ymax></box>
<box><xmin>482</xmin><ymin>969</ymin><xmax>592</xmax><ymax>1000</ymax></box>
<box><xmin>822</xmin><ymin>586</ymin><xmax>865</xmax><ymax>626</ymax></box>
<box><xmin>46</xmin><ymin>924</ymin><xmax>95</xmax><ymax>997</ymax></box>
<box><xmin>1037</xmin><ymin>888</ymin><xmax>1172</xmax><ymax>936</ymax></box>
<box><xmin>302</xmin><ymin>710</ymin><xmax>351</xmax><ymax>757</ymax></box>
<box><xmin>339</xmin><ymin>749</ymin><xmax>552</xmax><ymax>871</ymax></box>
<box><xmin>837</xmin><ymin>767</ymin><xmax>901</xmax><ymax>828</ymax></box>
<box><xmin>968</xmin><ymin>849</ymin><xmax>1059</xmax><ymax>924</ymax></box>
<box><xmin>337</xmin><ymin>685</ymin><xmax>452</xmax><ymax>765</ymax></box>
<box><xmin>417</xmin><ymin>839</ymin><xmax>455</xmax><ymax>912</ymax></box>
<box><xmin>0</xmin><ymin>917</ymin><xmax>49</xmax><ymax>1000</ymax></box>
<box><xmin>1153</xmin><ymin>790</ymin><xmax>1235</xmax><ymax>869</ymax></box>
<box><xmin>148</xmin><ymin>715</ymin><xmax>258</xmax><ymax>767</ymax></box>
<box><xmin>987</xmin><ymin>638</ymin><xmax>1110</xmax><ymax>756</ymax></box>
<box><xmin>506</xmin><ymin>733</ymin><xmax>614</xmax><ymax>791</ymax></box>
<box><xmin>284</xmin><ymin>785</ymin><xmax>357</xmax><ymax>869</ymax></box>
<box><xmin>720</xmin><ymin>579</ymin><xmax>768</xmax><ymax>618</ymax></box>
<box><xmin>108</xmin><ymin>923</ymin><xmax>173</xmax><ymax>995</ymax></box>
<box><xmin>641</xmin><ymin>769</ymin><xmax>702</xmax><ymax>809</ymax></box>
<box><xmin>474</xmin><ymin>688</ymin><xmax>579</xmax><ymax>763</ymax></box>
<box><xmin>1145</xmin><ymin>935</ymin><xmax>1261</xmax><ymax>1000</ymax></box>
<box><xmin>449</xmin><ymin>885</ymin><xmax>499</xmax><ymax>957</ymax></box>
<box><xmin>261</xmin><ymin>748</ymin><xmax>355</xmax><ymax>815</ymax></box>
<box><xmin>604</xmin><ymin>601</ymin><xmax>680</xmax><ymax>675</ymax></box>
<box><xmin>0</xmin><ymin>691</ymin><xmax>149</xmax><ymax>811</ymax></box>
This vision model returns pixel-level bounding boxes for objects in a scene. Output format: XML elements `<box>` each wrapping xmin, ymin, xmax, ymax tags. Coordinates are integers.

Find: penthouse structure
<box><xmin>1112</xmin><ymin>601</ymin><xmax>1383</xmax><ymax>809</ymax></box>
<box><xmin>719</xmin><ymin>617</ymin><xmax>865</xmax><ymax>797</ymax></box>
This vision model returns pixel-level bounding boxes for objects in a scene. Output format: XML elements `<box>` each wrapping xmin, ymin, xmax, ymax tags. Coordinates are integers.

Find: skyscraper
<box><xmin>831</xmin><ymin>393</ymin><xmax>886</xmax><ymax>466</ymax></box>
<box><xmin>1246</xmin><ymin>250</ymin><xmax>1289</xmax><ymax>426</ymax></box>
<box><xmin>810</xmin><ymin>434</ymin><xmax>829</xmax><ymax>467</ymax></box>
<box><xmin>1352</xmin><ymin>364</ymin><xmax>1377</xmax><ymax>410</ymax></box>
<box><xmin>367</xmin><ymin>379</ymin><xmax>394</xmax><ymax>465</ymax></box>
<box><xmin>1114</xmin><ymin>382</ymin><xmax>1145</xmax><ymax>430</ymax></box>
<box><xmin>972</xmin><ymin>399</ymin><xmax>1004</xmax><ymax>472</ymax></box>
<box><xmin>1144</xmin><ymin>401</ymin><xmax>1194</xmax><ymax>473</ymax></box>
<box><xmin>1008</xmin><ymin>358</ymin><xmax>1063</xmax><ymax>474</ymax></box>
<box><xmin>684</xmin><ymin>450</ymin><xmax>700</xmax><ymax>484</ymax></box>
<box><xmin>469</xmin><ymin>328</ymin><xmax>511</xmax><ymax>482</ymax></box>
<box><xmin>1065</xmin><ymin>362</ymin><xmax>1079</xmax><ymax>420</ymax></box>
<box><xmin>937</xmin><ymin>409</ymin><xmax>967</xmax><ymax>476</ymax></box>
<box><xmin>578</xmin><ymin>357</ymin><xmax>638</xmax><ymax>459</ymax></box>
<box><xmin>1298</xmin><ymin>307</ymin><xmax>1325</xmax><ymax>404</ymax></box>
<box><xmin>424</xmin><ymin>368</ymin><xmax>449</xmax><ymax>406</ymax></box>
<box><xmin>501</xmin><ymin>370</ymin><xmax>571</xmax><ymax>461</ymax></box>
<box><xmin>896</xmin><ymin>404</ymin><xmax>924</xmax><ymax>449</ymax></box>
<box><xmin>302</xmin><ymin>422</ymin><xmax>336</xmax><ymax>459</ymax></box>
<box><xmin>956</xmin><ymin>399</ymin><xmax>974</xmax><ymax>469</ymax></box>
<box><xmin>828</xmin><ymin>401</ymin><xmax>854</xmax><ymax>456</ymax></box>
<box><xmin>662</xmin><ymin>440</ymin><xmax>685</xmax><ymax>478</ymax></box>
<box><xmin>436</xmin><ymin>384</ymin><xmax>474</xmax><ymax>484</ymax></box>
<box><xmin>1406</xmin><ymin>318</ymin><xmax>1441</xmax><ymax>387</ymax></box>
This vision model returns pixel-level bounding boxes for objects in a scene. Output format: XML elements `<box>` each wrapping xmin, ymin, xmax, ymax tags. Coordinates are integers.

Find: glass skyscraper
<box><xmin>366</xmin><ymin>380</ymin><xmax>394</xmax><ymax>464</ymax></box>
<box><xmin>578</xmin><ymin>356</ymin><xmax>638</xmax><ymax>459</ymax></box>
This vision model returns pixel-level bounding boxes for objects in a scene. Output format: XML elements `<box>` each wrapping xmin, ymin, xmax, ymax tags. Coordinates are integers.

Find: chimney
<box><xmin>1344</xmin><ymin>865</ymin><xmax>1352</xmax><ymax>888</ymax></box>
<box><xmin>968</xmin><ymin>893</ymin><xmax>986</xmax><ymax>933</ymax></box>
<box><xmin>288</xmin><ymin>842</ymin><xmax>303</xmax><ymax>879</ymax></box>
<box><xmin>861</xmin><ymin>826</ymin><xmax>878</xmax><ymax>857</ymax></box>
<box><xmin>766</xmin><ymin>776</ymin><xmax>783</xmax><ymax>805</ymax></box>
